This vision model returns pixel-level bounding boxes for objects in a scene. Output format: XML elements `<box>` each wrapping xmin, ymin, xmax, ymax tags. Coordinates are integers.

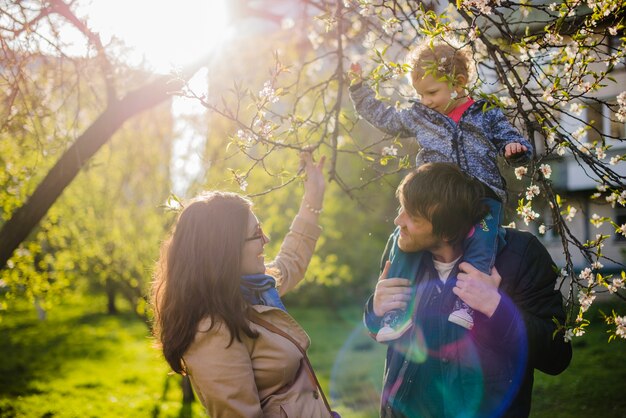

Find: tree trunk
<box><xmin>106</xmin><ymin>278</ymin><xmax>117</xmax><ymax>315</ymax></box>
<box><xmin>0</xmin><ymin>56</ymin><xmax>210</xmax><ymax>271</ymax></box>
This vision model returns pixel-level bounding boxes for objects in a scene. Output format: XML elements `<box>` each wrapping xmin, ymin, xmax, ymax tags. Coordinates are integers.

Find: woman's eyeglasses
<box><xmin>245</xmin><ymin>224</ymin><xmax>267</xmax><ymax>242</ymax></box>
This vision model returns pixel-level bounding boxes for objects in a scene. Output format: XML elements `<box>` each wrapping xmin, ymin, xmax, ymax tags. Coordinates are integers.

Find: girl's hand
<box><xmin>504</xmin><ymin>142</ymin><xmax>528</xmax><ymax>158</ymax></box>
<box><xmin>348</xmin><ymin>63</ymin><xmax>364</xmax><ymax>86</ymax></box>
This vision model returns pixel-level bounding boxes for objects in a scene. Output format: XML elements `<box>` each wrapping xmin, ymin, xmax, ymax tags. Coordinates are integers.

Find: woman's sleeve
<box><xmin>268</xmin><ymin>215</ymin><xmax>322</xmax><ymax>296</ymax></box>
<box><xmin>184</xmin><ymin>324</ymin><xmax>263</xmax><ymax>418</ymax></box>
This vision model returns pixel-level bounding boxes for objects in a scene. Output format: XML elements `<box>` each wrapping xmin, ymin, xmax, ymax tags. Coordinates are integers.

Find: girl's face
<box><xmin>240</xmin><ymin>211</ymin><xmax>270</xmax><ymax>276</ymax></box>
<box><xmin>413</xmin><ymin>74</ymin><xmax>465</xmax><ymax>115</ymax></box>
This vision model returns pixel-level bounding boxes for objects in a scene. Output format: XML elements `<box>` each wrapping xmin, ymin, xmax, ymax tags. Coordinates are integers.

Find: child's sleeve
<box><xmin>349</xmin><ymin>82</ymin><xmax>414</xmax><ymax>138</ymax></box>
<box><xmin>487</xmin><ymin>108</ymin><xmax>534</xmax><ymax>164</ymax></box>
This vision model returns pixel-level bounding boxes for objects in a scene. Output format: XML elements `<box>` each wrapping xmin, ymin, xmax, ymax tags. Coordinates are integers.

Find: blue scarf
<box><xmin>240</xmin><ymin>274</ymin><xmax>287</xmax><ymax>311</ymax></box>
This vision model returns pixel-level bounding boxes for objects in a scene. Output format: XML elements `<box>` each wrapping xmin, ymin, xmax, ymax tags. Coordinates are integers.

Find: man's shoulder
<box><xmin>500</xmin><ymin>228</ymin><xmax>545</xmax><ymax>258</ymax></box>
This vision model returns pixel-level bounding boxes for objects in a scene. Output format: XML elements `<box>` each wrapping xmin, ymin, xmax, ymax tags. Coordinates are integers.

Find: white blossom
<box><xmin>461</xmin><ymin>0</ymin><xmax>502</xmax><ymax>15</ymax></box>
<box><xmin>591</xmin><ymin>261</ymin><xmax>604</xmax><ymax>269</ymax></box>
<box><xmin>382</xmin><ymin>145</ymin><xmax>398</xmax><ymax>156</ymax></box>
<box><xmin>617</xmin><ymin>91</ymin><xmax>626</xmax><ymax>122</ymax></box>
<box><xmin>607</xmin><ymin>193</ymin><xmax>618</xmax><ymax>208</ymax></box>
<box><xmin>308</xmin><ymin>30</ymin><xmax>324</xmax><ymax>50</ymax></box>
<box><xmin>544</xmin><ymin>32</ymin><xmax>563</xmax><ymax>44</ymax></box>
<box><xmin>578</xmin><ymin>290</ymin><xmax>596</xmax><ymax>312</ymax></box>
<box><xmin>514</xmin><ymin>166</ymin><xmax>528</xmax><ymax>180</ymax></box>
<box><xmin>564</xmin><ymin>328</ymin><xmax>574</xmax><ymax>342</ymax></box>
<box><xmin>608</xmin><ymin>278</ymin><xmax>624</xmax><ymax>294</ymax></box>
<box><xmin>539</xmin><ymin>224</ymin><xmax>546</xmax><ymax>234</ymax></box>
<box><xmin>519</xmin><ymin>47</ymin><xmax>529</xmax><ymax>62</ymax></box>
<box><xmin>539</xmin><ymin>163</ymin><xmax>552</xmax><ymax>179</ymax></box>
<box><xmin>618</xmin><ymin>223</ymin><xmax>626</xmax><ymax>237</ymax></box>
<box><xmin>500</xmin><ymin>96</ymin><xmax>516</xmax><ymax>107</ymax></box>
<box><xmin>556</xmin><ymin>143</ymin><xmax>567</xmax><ymax>156</ymax></box>
<box><xmin>253</xmin><ymin>119</ymin><xmax>274</xmax><ymax>139</ymax></box>
<box><xmin>609</xmin><ymin>26</ymin><xmax>619</xmax><ymax>36</ymax></box>
<box><xmin>359</xmin><ymin>3</ymin><xmax>376</xmax><ymax>16</ymax></box>
<box><xmin>573</xmin><ymin>127</ymin><xmax>588</xmax><ymax>142</ymax></box>
<box><xmin>616</xmin><ymin>316</ymin><xmax>626</xmax><ymax>339</ymax></box>
<box><xmin>610</xmin><ymin>155</ymin><xmax>622</xmax><ymax>165</ymax></box>
<box><xmin>259</xmin><ymin>81</ymin><xmax>279</xmax><ymax>104</ymax></box>
<box><xmin>565</xmin><ymin>206</ymin><xmax>577</xmax><ymax>222</ymax></box>
<box><xmin>577</xmin><ymin>81</ymin><xmax>592</xmax><ymax>93</ymax></box>
<box><xmin>569</xmin><ymin>102</ymin><xmax>584</xmax><ymax>115</ymax></box>
<box><xmin>579</xmin><ymin>267</ymin><xmax>594</xmax><ymax>286</ymax></box>
<box><xmin>518</xmin><ymin>205</ymin><xmax>540</xmax><ymax>225</ymax></box>
<box><xmin>362</xmin><ymin>31</ymin><xmax>378</xmax><ymax>49</ymax></box>
<box><xmin>590</xmin><ymin>213</ymin><xmax>604</xmax><ymax>228</ymax></box>
<box><xmin>526</xmin><ymin>185</ymin><xmax>541</xmax><ymax>200</ymax></box>
<box><xmin>382</xmin><ymin>19</ymin><xmax>402</xmax><ymax>35</ymax></box>
<box><xmin>542</xmin><ymin>88</ymin><xmax>555</xmax><ymax>104</ymax></box>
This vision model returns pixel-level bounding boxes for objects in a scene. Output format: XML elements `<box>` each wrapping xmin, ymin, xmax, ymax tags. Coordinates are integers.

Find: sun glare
<box><xmin>81</xmin><ymin>0</ymin><xmax>231</xmax><ymax>74</ymax></box>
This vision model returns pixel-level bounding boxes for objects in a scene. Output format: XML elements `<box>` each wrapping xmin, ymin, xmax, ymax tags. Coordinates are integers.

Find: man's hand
<box><xmin>373</xmin><ymin>260</ymin><xmax>412</xmax><ymax>317</ymax></box>
<box><xmin>504</xmin><ymin>142</ymin><xmax>528</xmax><ymax>159</ymax></box>
<box><xmin>453</xmin><ymin>262</ymin><xmax>502</xmax><ymax>318</ymax></box>
<box><xmin>348</xmin><ymin>63</ymin><xmax>364</xmax><ymax>86</ymax></box>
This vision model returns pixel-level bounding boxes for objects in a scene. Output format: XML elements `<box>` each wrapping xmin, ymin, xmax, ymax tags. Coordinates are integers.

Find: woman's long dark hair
<box><xmin>152</xmin><ymin>192</ymin><xmax>258</xmax><ymax>374</ymax></box>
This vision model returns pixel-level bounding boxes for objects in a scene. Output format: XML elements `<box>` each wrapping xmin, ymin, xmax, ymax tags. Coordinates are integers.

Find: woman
<box><xmin>152</xmin><ymin>152</ymin><xmax>331</xmax><ymax>417</ymax></box>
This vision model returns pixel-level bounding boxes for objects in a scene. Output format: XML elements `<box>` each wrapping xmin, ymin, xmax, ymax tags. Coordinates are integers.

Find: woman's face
<box><xmin>240</xmin><ymin>211</ymin><xmax>270</xmax><ymax>276</ymax></box>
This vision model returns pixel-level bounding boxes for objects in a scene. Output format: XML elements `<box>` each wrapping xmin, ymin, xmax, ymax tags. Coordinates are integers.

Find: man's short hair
<box><xmin>397</xmin><ymin>162</ymin><xmax>489</xmax><ymax>245</ymax></box>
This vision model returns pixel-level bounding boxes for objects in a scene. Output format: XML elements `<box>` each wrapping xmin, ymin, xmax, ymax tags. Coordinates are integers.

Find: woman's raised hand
<box><xmin>300</xmin><ymin>151</ymin><xmax>326</xmax><ymax>217</ymax></box>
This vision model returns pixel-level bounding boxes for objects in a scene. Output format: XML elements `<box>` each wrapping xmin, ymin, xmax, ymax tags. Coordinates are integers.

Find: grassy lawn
<box><xmin>0</xmin><ymin>295</ymin><xmax>624</xmax><ymax>417</ymax></box>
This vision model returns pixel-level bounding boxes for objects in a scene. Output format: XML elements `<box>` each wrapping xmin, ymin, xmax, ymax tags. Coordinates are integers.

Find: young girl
<box><xmin>349</xmin><ymin>40</ymin><xmax>533</xmax><ymax>341</ymax></box>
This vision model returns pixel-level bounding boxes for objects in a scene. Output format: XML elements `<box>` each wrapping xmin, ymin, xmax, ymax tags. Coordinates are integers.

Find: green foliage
<box><xmin>0</xmin><ymin>57</ymin><xmax>174</xmax><ymax>317</ymax></box>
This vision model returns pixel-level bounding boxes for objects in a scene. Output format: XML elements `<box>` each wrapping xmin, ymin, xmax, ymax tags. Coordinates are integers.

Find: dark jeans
<box><xmin>462</xmin><ymin>197</ymin><xmax>505</xmax><ymax>275</ymax></box>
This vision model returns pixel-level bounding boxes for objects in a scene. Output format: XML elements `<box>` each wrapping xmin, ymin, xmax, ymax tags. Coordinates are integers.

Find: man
<box><xmin>364</xmin><ymin>162</ymin><xmax>572</xmax><ymax>418</ymax></box>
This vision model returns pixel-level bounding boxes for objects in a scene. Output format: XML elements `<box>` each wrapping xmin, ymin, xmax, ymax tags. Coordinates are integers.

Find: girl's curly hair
<box><xmin>406</xmin><ymin>38</ymin><xmax>474</xmax><ymax>87</ymax></box>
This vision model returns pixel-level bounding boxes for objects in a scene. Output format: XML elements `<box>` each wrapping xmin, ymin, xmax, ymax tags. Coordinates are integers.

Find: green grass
<box><xmin>0</xmin><ymin>295</ymin><xmax>205</xmax><ymax>418</ymax></box>
<box><xmin>0</xmin><ymin>296</ymin><xmax>624</xmax><ymax>417</ymax></box>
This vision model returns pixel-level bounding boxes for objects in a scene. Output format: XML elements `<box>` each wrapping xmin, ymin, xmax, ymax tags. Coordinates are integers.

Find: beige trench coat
<box><xmin>183</xmin><ymin>216</ymin><xmax>332</xmax><ymax>418</ymax></box>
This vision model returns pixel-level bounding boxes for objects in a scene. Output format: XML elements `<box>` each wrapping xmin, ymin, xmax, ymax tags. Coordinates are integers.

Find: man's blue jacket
<box><xmin>364</xmin><ymin>228</ymin><xmax>572</xmax><ymax>418</ymax></box>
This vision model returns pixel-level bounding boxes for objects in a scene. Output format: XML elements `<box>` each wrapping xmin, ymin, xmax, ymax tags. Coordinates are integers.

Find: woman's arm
<box><xmin>270</xmin><ymin>152</ymin><xmax>326</xmax><ymax>296</ymax></box>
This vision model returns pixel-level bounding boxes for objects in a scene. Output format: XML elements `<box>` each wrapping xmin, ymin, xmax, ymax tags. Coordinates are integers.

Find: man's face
<box><xmin>394</xmin><ymin>204</ymin><xmax>445</xmax><ymax>253</ymax></box>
